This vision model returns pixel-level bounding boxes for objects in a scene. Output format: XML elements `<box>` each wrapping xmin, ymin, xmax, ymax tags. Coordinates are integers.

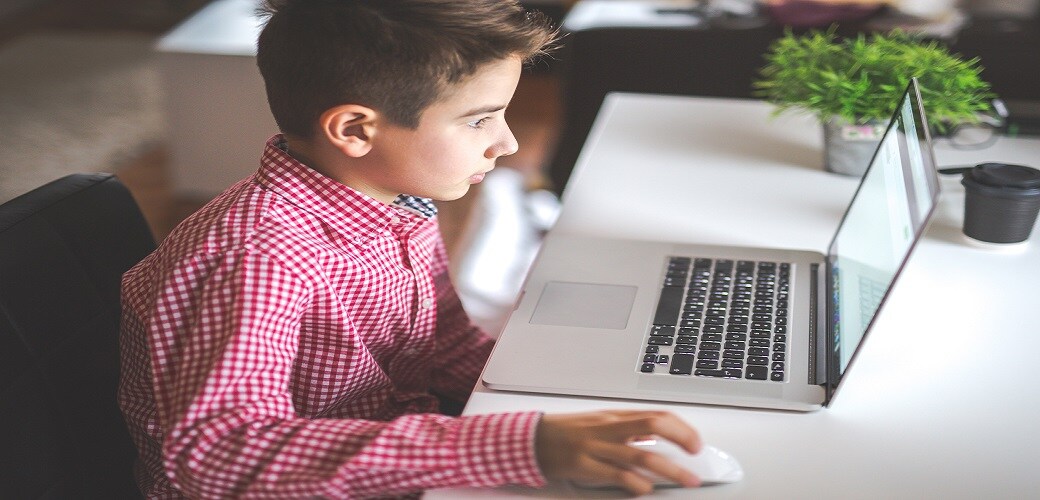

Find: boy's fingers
<box><xmin>597</xmin><ymin>412</ymin><xmax>702</xmax><ymax>454</ymax></box>
<box><xmin>573</xmin><ymin>451</ymin><xmax>655</xmax><ymax>496</ymax></box>
<box><xmin>588</xmin><ymin>440</ymin><xmax>701</xmax><ymax>489</ymax></box>
<box><xmin>614</xmin><ymin>469</ymin><xmax>656</xmax><ymax>497</ymax></box>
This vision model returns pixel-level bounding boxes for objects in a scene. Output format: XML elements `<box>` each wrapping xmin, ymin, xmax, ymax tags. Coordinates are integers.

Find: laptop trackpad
<box><xmin>529</xmin><ymin>281</ymin><xmax>638</xmax><ymax>329</ymax></box>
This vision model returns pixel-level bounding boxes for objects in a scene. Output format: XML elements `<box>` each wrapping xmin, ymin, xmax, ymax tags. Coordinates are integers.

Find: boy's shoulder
<box><xmin>156</xmin><ymin>176</ymin><xmax>336</xmax><ymax>272</ymax></box>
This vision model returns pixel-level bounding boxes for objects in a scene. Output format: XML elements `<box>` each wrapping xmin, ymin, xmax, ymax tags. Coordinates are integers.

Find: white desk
<box><xmin>428</xmin><ymin>93</ymin><xmax>1040</xmax><ymax>498</ymax></box>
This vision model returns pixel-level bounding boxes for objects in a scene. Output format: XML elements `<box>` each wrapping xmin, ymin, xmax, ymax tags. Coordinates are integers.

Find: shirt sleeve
<box><xmin>428</xmin><ymin>237</ymin><xmax>497</xmax><ymax>403</ymax></box>
<box><xmin>147</xmin><ymin>250</ymin><xmax>545</xmax><ymax>498</ymax></box>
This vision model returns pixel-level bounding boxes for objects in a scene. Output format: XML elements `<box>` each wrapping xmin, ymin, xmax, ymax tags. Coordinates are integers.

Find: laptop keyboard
<box><xmin>639</xmin><ymin>257</ymin><xmax>790</xmax><ymax>382</ymax></box>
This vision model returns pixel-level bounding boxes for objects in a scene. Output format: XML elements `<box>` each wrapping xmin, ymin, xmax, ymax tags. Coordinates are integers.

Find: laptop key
<box><xmin>647</xmin><ymin>337</ymin><xmax>673</xmax><ymax>346</ymax></box>
<box><xmin>641</xmin><ymin>363</ymin><xmax>656</xmax><ymax>373</ymax></box>
<box><xmin>694</xmin><ymin>368</ymin><xmax>742</xmax><ymax>379</ymax></box>
<box><xmin>770</xmin><ymin>371</ymin><xmax>785</xmax><ymax>382</ymax></box>
<box><xmin>663</xmin><ymin>276</ymin><xmax>685</xmax><ymax>287</ymax></box>
<box><xmin>696</xmin><ymin>360</ymin><xmax>719</xmax><ymax>369</ymax></box>
<box><xmin>653</xmin><ymin>287</ymin><xmax>684</xmax><ymax>326</ymax></box>
<box><xmin>669</xmin><ymin>353</ymin><xmax>695</xmax><ymax>375</ymax></box>
<box><xmin>746</xmin><ymin>365</ymin><xmax>768</xmax><ymax>380</ymax></box>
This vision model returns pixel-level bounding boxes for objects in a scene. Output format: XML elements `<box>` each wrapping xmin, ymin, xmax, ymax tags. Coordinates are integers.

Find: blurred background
<box><xmin>1</xmin><ymin>0</ymin><xmax>1036</xmax><ymax>332</ymax></box>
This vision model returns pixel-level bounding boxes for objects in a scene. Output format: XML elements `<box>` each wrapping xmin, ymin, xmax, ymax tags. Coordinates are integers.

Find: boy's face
<box><xmin>356</xmin><ymin>57</ymin><xmax>522</xmax><ymax>203</ymax></box>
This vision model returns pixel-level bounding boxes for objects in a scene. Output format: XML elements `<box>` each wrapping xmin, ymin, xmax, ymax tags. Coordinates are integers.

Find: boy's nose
<box><xmin>486</xmin><ymin>127</ymin><xmax>519</xmax><ymax>159</ymax></box>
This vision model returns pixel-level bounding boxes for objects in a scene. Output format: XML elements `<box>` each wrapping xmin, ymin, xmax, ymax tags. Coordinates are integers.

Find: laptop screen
<box><xmin>826</xmin><ymin>79</ymin><xmax>941</xmax><ymax>382</ymax></box>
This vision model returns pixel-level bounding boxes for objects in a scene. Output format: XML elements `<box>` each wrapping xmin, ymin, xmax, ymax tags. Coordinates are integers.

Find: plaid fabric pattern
<box><xmin>118</xmin><ymin>135</ymin><xmax>544</xmax><ymax>498</ymax></box>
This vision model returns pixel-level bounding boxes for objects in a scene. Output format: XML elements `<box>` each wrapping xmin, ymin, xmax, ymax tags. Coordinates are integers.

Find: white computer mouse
<box><xmin>574</xmin><ymin>439</ymin><xmax>744</xmax><ymax>489</ymax></box>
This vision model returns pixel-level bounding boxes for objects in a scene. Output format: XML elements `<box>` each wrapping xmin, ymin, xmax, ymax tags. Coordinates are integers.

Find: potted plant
<box><xmin>754</xmin><ymin>28</ymin><xmax>995</xmax><ymax>176</ymax></box>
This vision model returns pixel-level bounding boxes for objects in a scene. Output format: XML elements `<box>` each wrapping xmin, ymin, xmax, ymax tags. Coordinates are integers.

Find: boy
<box><xmin>118</xmin><ymin>1</ymin><xmax>702</xmax><ymax>497</ymax></box>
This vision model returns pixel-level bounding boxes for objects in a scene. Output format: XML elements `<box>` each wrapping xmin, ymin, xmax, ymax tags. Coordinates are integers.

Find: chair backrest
<box><xmin>0</xmin><ymin>173</ymin><xmax>156</xmax><ymax>499</ymax></box>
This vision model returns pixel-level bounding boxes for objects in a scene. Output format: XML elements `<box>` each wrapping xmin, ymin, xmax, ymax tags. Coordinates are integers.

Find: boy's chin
<box><xmin>430</xmin><ymin>185</ymin><xmax>473</xmax><ymax>202</ymax></box>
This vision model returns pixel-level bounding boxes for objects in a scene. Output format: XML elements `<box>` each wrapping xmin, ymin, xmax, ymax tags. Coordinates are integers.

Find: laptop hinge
<box><xmin>808</xmin><ymin>263</ymin><xmax>827</xmax><ymax>386</ymax></box>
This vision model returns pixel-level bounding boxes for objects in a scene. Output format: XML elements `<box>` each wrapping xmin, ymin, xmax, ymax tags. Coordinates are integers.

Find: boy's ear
<box><xmin>319</xmin><ymin>104</ymin><xmax>379</xmax><ymax>157</ymax></box>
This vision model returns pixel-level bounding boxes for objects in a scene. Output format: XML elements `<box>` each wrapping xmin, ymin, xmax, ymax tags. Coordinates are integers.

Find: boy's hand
<box><xmin>534</xmin><ymin>410</ymin><xmax>702</xmax><ymax>496</ymax></box>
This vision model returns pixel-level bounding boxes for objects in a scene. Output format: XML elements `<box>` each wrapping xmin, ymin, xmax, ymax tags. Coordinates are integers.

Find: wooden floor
<box><xmin>2</xmin><ymin>0</ymin><xmax>562</xmax><ymax>257</ymax></box>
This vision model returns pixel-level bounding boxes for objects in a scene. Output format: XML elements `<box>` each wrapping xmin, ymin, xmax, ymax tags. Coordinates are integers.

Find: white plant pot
<box><xmin>822</xmin><ymin>116</ymin><xmax>886</xmax><ymax>177</ymax></box>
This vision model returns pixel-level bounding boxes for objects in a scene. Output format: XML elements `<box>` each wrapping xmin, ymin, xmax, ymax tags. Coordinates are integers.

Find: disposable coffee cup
<box><xmin>959</xmin><ymin>163</ymin><xmax>1040</xmax><ymax>244</ymax></box>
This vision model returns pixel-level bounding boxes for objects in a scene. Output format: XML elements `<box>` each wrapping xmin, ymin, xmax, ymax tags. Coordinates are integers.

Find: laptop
<box><xmin>481</xmin><ymin>79</ymin><xmax>941</xmax><ymax>411</ymax></box>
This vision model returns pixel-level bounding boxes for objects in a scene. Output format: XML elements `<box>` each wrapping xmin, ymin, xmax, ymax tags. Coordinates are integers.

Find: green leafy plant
<box><xmin>755</xmin><ymin>28</ymin><xmax>995</xmax><ymax>131</ymax></box>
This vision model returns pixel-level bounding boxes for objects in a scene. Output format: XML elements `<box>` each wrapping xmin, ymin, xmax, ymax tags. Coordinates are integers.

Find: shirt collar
<box><xmin>255</xmin><ymin>135</ymin><xmax>434</xmax><ymax>245</ymax></box>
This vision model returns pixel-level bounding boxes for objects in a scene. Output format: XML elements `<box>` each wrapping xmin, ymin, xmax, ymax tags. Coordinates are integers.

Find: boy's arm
<box><xmin>428</xmin><ymin>239</ymin><xmax>497</xmax><ymax>403</ymax></box>
<box><xmin>147</xmin><ymin>250</ymin><xmax>545</xmax><ymax>498</ymax></box>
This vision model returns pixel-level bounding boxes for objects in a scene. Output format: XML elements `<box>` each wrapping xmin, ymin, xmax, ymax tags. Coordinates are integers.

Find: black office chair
<box><xmin>0</xmin><ymin>173</ymin><xmax>155</xmax><ymax>499</ymax></box>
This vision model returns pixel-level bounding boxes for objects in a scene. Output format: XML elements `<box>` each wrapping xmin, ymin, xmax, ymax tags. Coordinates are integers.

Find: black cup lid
<box><xmin>968</xmin><ymin>163</ymin><xmax>1040</xmax><ymax>189</ymax></box>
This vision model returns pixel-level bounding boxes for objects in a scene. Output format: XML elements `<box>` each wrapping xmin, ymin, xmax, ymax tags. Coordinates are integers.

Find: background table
<box><xmin>428</xmin><ymin>93</ymin><xmax>1040</xmax><ymax>499</ymax></box>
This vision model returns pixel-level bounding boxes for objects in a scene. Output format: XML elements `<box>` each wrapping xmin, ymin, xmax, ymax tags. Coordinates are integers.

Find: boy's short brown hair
<box><xmin>256</xmin><ymin>0</ymin><xmax>558</xmax><ymax>138</ymax></box>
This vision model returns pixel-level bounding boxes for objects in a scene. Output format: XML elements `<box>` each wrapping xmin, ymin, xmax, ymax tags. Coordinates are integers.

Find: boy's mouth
<box><xmin>469</xmin><ymin>168</ymin><xmax>494</xmax><ymax>184</ymax></box>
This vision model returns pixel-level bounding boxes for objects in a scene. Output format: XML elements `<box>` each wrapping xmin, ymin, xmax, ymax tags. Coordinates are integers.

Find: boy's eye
<box><xmin>467</xmin><ymin>117</ymin><xmax>491</xmax><ymax>128</ymax></box>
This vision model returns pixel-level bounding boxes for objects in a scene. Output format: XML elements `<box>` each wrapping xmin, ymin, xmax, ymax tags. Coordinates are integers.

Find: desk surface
<box><xmin>428</xmin><ymin>93</ymin><xmax>1040</xmax><ymax>498</ymax></box>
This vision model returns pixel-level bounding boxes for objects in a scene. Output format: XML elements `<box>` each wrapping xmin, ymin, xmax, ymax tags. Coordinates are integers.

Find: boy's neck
<box><xmin>282</xmin><ymin>134</ymin><xmax>398</xmax><ymax>205</ymax></box>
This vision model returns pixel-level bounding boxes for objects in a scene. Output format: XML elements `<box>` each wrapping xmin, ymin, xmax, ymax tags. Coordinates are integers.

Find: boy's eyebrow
<box><xmin>458</xmin><ymin>104</ymin><xmax>508</xmax><ymax>118</ymax></box>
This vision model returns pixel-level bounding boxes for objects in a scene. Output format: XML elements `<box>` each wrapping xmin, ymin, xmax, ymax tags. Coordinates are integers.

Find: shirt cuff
<box><xmin>455</xmin><ymin>411</ymin><xmax>546</xmax><ymax>488</ymax></box>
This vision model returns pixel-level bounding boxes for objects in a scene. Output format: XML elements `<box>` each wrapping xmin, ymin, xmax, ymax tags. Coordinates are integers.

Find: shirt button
<box><xmin>420</xmin><ymin>297</ymin><xmax>434</xmax><ymax>309</ymax></box>
<box><xmin>390</xmin><ymin>216</ymin><xmax>402</xmax><ymax>224</ymax></box>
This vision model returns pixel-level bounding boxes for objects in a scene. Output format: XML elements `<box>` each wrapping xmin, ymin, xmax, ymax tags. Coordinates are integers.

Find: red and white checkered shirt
<box><xmin>118</xmin><ymin>135</ymin><xmax>545</xmax><ymax>498</ymax></box>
